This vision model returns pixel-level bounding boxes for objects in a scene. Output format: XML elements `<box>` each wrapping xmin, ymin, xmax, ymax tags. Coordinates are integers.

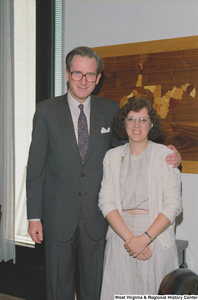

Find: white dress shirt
<box><xmin>67</xmin><ymin>91</ymin><xmax>91</xmax><ymax>142</ymax></box>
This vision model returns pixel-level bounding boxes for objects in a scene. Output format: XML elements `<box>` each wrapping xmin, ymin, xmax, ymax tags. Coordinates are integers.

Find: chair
<box><xmin>158</xmin><ymin>268</ymin><xmax>198</xmax><ymax>295</ymax></box>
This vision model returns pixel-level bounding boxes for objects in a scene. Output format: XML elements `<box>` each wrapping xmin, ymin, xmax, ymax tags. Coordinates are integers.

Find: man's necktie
<box><xmin>78</xmin><ymin>104</ymin><xmax>89</xmax><ymax>164</ymax></box>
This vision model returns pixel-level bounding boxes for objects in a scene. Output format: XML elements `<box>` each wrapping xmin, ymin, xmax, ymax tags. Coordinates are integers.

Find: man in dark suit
<box><xmin>27</xmin><ymin>46</ymin><xmax>180</xmax><ymax>300</ymax></box>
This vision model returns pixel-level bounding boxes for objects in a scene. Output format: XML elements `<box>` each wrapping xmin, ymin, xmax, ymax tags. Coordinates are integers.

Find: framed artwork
<box><xmin>92</xmin><ymin>36</ymin><xmax>198</xmax><ymax>174</ymax></box>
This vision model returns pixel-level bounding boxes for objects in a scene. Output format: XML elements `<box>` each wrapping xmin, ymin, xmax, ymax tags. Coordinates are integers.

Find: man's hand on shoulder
<box><xmin>28</xmin><ymin>220</ymin><xmax>43</xmax><ymax>244</ymax></box>
<box><xmin>166</xmin><ymin>145</ymin><xmax>181</xmax><ymax>168</ymax></box>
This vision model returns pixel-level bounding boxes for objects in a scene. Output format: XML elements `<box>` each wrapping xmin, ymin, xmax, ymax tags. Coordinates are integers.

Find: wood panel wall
<box><xmin>92</xmin><ymin>36</ymin><xmax>198</xmax><ymax>173</ymax></box>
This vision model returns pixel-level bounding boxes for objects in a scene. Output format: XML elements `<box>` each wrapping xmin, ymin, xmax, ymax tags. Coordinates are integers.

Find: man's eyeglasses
<box><xmin>126</xmin><ymin>116</ymin><xmax>150</xmax><ymax>126</ymax></box>
<box><xmin>70</xmin><ymin>71</ymin><xmax>97</xmax><ymax>83</ymax></box>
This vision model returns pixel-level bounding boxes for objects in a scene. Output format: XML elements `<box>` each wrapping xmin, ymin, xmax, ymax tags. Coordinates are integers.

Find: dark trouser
<box><xmin>45</xmin><ymin>214</ymin><xmax>106</xmax><ymax>300</ymax></box>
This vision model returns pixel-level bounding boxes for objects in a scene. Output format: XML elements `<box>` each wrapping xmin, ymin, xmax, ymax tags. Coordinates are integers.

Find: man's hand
<box><xmin>28</xmin><ymin>220</ymin><xmax>43</xmax><ymax>244</ymax></box>
<box><xmin>166</xmin><ymin>145</ymin><xmax>181</xmax><ymax>168</ymax></box>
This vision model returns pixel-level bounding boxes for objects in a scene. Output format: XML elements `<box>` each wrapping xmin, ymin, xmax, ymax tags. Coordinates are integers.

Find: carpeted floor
<box><xmin>0</xmin><ymin>245</ymin><xmax>46</xmax><ymax>300</ymax></box>
<box><xmin>0</xmin><ymin>260</ymin><xmax>46</xmax><ymax>300</ymax></box>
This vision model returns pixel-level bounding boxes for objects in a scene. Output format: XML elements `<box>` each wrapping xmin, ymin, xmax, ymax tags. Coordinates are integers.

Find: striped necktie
<box><xmin>78</xmin><ymin>104</ymin><xmax>89</xmax><ymax>164</ymax></box>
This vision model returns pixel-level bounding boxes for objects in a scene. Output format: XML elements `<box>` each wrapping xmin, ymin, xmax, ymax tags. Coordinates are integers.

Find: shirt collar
<box><xmin>67</xmin><ymin>91</ymin><xmax>91</xmax><ymax>112</ymax></box>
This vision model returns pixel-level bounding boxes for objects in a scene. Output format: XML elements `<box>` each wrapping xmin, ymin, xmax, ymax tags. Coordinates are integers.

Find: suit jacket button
<box><xmin>78</xmin><ymin>192</ymin><xmax>82</xmax><ymax>196</ymax></box>
<box><xmin>81</xmin><ymin>173</ymin><xmax>84</xmax><ymax>177</ymax></box>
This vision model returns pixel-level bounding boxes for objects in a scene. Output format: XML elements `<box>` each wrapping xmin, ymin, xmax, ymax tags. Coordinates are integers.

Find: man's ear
<box><xmin>65</xmin><ymin>69</ymin><xmax>69</xmax><ymax>81</ymax></box>
<box><xmin>96</xmin><ymin>73</ymin><xmax>101</xmax><ymax>85</ymax></box>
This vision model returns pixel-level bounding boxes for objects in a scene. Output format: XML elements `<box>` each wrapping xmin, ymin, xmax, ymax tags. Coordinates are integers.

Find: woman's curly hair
<box><xmin>112</xmin><ymin>97</ymin><xmax>163</xmax><ymax>141</ymax></box>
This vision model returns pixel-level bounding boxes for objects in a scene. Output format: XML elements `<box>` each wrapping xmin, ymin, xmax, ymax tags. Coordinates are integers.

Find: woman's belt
<box><xmin>122</xmin><ymin>209</ymin><xmax>149</xmax><ymax>215</ymax></box>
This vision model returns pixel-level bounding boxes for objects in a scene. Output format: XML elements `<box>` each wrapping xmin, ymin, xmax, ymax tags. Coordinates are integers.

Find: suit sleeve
<box><xmin>159</xmin><ymin>149</ymin><xmax>182</xmax><ymax>224</ymax></box>
<box><xmin>26</xmin><ymin>105</ymin><xmax>48</xmax><ymax>219</ymax></box>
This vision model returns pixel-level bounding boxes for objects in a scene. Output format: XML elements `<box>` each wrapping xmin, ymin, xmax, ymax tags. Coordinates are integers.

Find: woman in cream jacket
<box><xmin>99</xmin><ymin>98</ymin><xmax>182</xmax><ymax>297</ymax></box>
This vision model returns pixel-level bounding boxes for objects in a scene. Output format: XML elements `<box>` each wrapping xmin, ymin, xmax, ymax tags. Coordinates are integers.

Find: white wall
<box><xmin>62</xmin><ymin>0</ymin><xmax>198</xmax><ymax>273</ymax></box>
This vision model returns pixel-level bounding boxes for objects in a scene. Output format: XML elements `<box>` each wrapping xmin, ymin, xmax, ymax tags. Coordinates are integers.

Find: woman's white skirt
<box><xmin>100</xmin><ymin>212</ymin><xmax>178</xmax><ymax>299</ymax></box>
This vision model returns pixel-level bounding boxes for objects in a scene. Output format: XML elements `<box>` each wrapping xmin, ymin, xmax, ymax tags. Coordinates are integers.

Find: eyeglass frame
<box><xmin>69</xmin><ymin>70</ymin><xmax>98</xmax><ymax>83</ymax></box>
<box><xmin>125</xmin><ymin>116</ymin><xmax>151</xmax><ymax>126</ymax></box>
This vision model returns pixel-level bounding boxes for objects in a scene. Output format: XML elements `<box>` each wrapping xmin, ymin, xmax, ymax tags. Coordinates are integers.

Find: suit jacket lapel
<box><xmin>56</xmin><ymin>94</ymin><xmax>81</xmax><ymax>162</ymax></box>
<box><xmin>84</xmin><ymin>96</ymin><xmax>104</xmax><ymax>164</ymax></box>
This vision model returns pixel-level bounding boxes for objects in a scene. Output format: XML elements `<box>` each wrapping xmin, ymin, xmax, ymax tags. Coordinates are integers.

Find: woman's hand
<box><xmin>124</xmin><ymin>234</ymin><xmax>150</xmax><ymax>258</ymax></box>
<box><xmin>136</xmin><ymin>245</ymin><xmax>152</xmax><ymax>261</ymax></box>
